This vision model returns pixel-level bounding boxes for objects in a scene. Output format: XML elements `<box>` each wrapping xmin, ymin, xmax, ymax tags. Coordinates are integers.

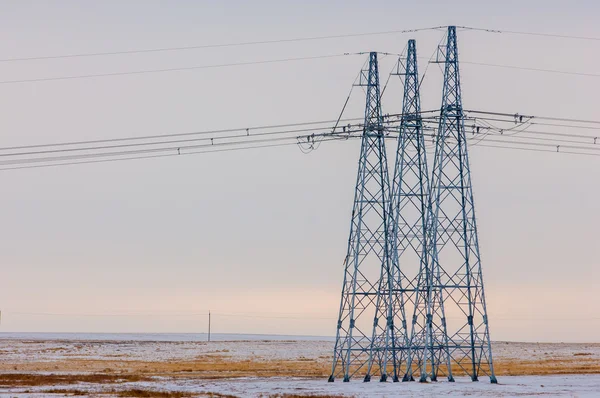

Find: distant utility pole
<box><xmin>208</xmin><ymin>310</ymin><xmax>211</xmax><ymax>342</ymax></box>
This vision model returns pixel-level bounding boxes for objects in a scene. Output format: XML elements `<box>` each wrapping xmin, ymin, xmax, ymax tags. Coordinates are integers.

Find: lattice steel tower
<box><xmin>425</xmin><ymin>25</ymin><xmax>497</xmax><ymax>383</ymax></box>
<box><xmin>380</xmin><ymin>39</ymin><xmax>432</xmax><ymax>383</ymax></box>
<box><xmin>329</xmin><ymin>52</ymin><xmax>393</xmax><ymax>383</ymax></box>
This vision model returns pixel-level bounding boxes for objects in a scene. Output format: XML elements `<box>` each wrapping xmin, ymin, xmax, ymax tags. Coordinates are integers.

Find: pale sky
<box><xmin>0</xmin><ymin>0</ymin><xmax>598</xmax><ymax>342</ymax></box>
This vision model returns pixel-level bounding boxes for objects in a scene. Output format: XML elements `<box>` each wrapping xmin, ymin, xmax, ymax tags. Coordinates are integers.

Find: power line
<box><xmin>460</xmin><ymin>60</ymin><xmax>600</xmax><ymax>78</ymax></box>
<box><xmin>473</xmin><ymin>137</ymin><xmax>600</xmax><ymax>152</ymax></box>
<box><xmin>4</xmin><ymin>128</ymin><xmax>600</xmax><ymax>173</ymax></box>
<box><xmin>470</xmin><ymin>122</ymin><xmax>600</xmax><ymax>143</ymax></box>
<box><xmin>3</xmin><ymin>55</ymin><xmax>598</xmax><ymax>87</ymax></box>
<box><xmin>0</xmin><ymin>112</ymin><xmax>443</xmax><ymax>154</ymax></box>
<box><xmin>2</xmin><ymin>25</ymin><xmax>597</xmax><ymax>65</ymax></box>
<box><xmin>0</xmin><ymin>53</ymin><xmax>358</xmax><ymax>85</ymax></box>
<box><xmin>458</xmin><ymin>26</ymin><xmax>600</xmax><ymax>42</ymax></box>
<box><xmin>465</xmin><ymin>109</ymin><xmax>600</xmax><ymax>125</ymax></box>
<box><xmin>0</xmin><ymin>136</ymin><xmax>357</xmax><ymax>172</ymax></box>
<box><xmin>474</xmin><ymin>143</ymin><xmax>600</xmax><ymax>158</ymax></box>
<box><xmin>0</xmin><ymin>27</ymin><xmax>598</xmax><ymax>87</ymax></box>
<box><xmin>467</xmin><ymin>115</ymin><xmax>600</xmax><ymax>133</ymax></box>
<box><xmin>1</xmin><ymin>109</ymin><xmax>600</xmax><ymax>171</ymax></box>
<box><xmin>0</xmin><ymin>114</ymin><xmax>411</xmax><ymax>152</ymax></box>
<box><xmin>0</xmin><ymin>26</ymin><xmax>447</xmax><ymax>63</ymax></box>
<box><xmin>0</xmin><ymin>134</ymin><xmax>321</xmax><ymax>166</ymax></box>
<box><xmin>0</xmin><ymin>125</ymin><xmax>340</xmax><ymax>158</ymax></box>
<box><xmin>0</xmin><ymin>125</ymin><xmax>374</xmax><ymax>166</ymax></box>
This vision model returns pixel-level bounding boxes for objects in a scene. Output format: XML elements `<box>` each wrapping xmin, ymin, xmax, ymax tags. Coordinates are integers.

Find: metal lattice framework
<box><xmin>423</xmin><ymin>25</ymin><xmax>497</xmax><ymax>383</ymax></box>
<box><xmin>330</xmin><ymin>27</ymin><xmax>497</xmax><ymax>385</ymax></box>
<box><xmin>383</xmin><ymin>39</ymin><xmax>431</xmax><ymax>383</ymax></box>
<box><xmin>329</xmin><ymin>52</ymin><xmax>393</xmax><ymax>382</ymax></box>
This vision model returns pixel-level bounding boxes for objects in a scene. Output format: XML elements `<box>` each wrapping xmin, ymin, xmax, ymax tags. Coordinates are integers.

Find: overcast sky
<box><xmin>0</xmin><ymin>0</ymin><xmax>598</xmax><ymax>343</ymax></box>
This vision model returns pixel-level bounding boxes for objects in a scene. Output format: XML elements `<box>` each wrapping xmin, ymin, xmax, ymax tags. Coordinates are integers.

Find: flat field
<box><xmin>0</xmin><ymin>336</ymin><xmax>599</xmax><ymax>397</ymax></box>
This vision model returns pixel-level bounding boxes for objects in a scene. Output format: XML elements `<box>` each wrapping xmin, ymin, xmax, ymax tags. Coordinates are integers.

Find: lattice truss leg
<box><xmin>330</xmin><ymin>52</ymin><xmax>393</xmax><ymax>383</ymax></box>
<box><xmin>383</xmin><ymin>39</ymin><xmax>433</xmax><ymax>383</ymax></box>
<box><xmin>424</xmin><ymin>26</ymin><xmax>497</xmax><ymax>383</ymax></box>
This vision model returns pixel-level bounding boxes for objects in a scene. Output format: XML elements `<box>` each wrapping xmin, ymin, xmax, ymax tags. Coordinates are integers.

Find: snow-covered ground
<box><xmin>1</xmin><ymin>375</ymin><xmax>600</xmax><ymax>397</ymax></box>
<box><xmin>0</xmin><ymin>336</ymin><xmax>335</xmax><ymax>363</ymax></box>
<box><xmin>121</xmin><ymin>375</ymin><xmax>600</xmax><ymax>397</ymax></box>
<box><xmin>1</xmin><ymin>333</ymin><xmax>598</xmax><ymax>363</ymax></box>
<box><xmin>0</xmin><ymin>334</ymin><xmax>599</xmax><ymax>397</ymax></box>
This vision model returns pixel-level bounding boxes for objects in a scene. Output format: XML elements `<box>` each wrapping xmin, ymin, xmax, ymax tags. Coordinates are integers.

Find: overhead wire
<box><xmin>0</xmin><ymin>26</ymin><xmax>599</xmax><ymax>87</ymax></box>
<box><xmin>2</xmin><ymin>109</ymin><xmax>600</xmax><ymax>171</ymax></box>
<box><xmin>469</xmin><ymin>118</ymin><xmax>600</xmax><ymax>142</ymax></box>
<box><xmin>0</xmin><ymin>125</ymin><xmax>346</xmax><ymax>158</ymax></box>
<box><xmin>380</xmin><ymin>42</ymin><xmax>408</xmax><ymax>100</ymax></box>
<box><xmin>0</xmin><ymin>141</ymin><xmax>301</xmax><ymax>171</ymax></box>
<box><xmin>1</xmin><ymin>25</ymin><xmax>598</xmax><ymax>66</ymax></box>
<box><xmin>457</xmin><ymin>25</ymin><xmax>600</xmax><ymax>42</ymax></box>
<box><xmin>465</xmin><ymin>109</ymin><xmax>600</xmax><ymax>125</ymax></box>
<box><xmin>0</xmin><ymin>95</ymin><xmax>600</xmax><ymax>169</ymax></box>
<box><xmin>467</xmin><ymin>115</ymin><xmax>600</xmax><ymax>132</ymax></box>
<box><xmin>0</xmin><ymin>53</ymin><xmax>361</xmax><ymax>85</ymax></box>
<box><xmin>0</xmin><ymin>53</ymin><xmax>596</xmax><ymax>87</ymax></box>
<box><xmin>460</xmin><ymin>60</ymin><xmax>600</xmax><ymax>78</ymax></box>
<box><xmin>474</xmin><ymin>143</ymin><xmax>600</xmax><ymax>158</ymax></box>
<box><xmin>0</xmin><ymin>113</ymin><xmax>442</xmax><ymax>165</ymax></box>
<box><xmin>325</xmin><ymin>56</ymin><xmax>369</xmax><ymax>150</ymax></box>
<box><xmin>0</xmin><ymin>26</ymin><xmax>448</xmax><ymax>63</ymax></box>
<box><xmin>0</xmin><ymin>133</ymin><xmax>364</xmax><ymax>171</ymax></box>
<box><xmin>0</xmin><ymin>130</ymin><xmax>363</xmax><ymax>166</ymax></box>
<box><xmin>0</xmin><ymin>116</ymin><xmax>376</xmax><ymax>151</ymax></box>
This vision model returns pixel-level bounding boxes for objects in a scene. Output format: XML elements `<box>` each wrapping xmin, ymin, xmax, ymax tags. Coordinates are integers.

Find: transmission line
<box><xmin>0</xmin><ymin>125</ymin><xmax>346</xmax><ymax>158</ymax></box>
<box><xmin>0</xmin><ymin>26</ymin><xmax>447</xmax><ymax>63</ymax></box>
<box><xmin>0</xmin><ymin>131</ymin><xmax>363</xmax><ymax>166</ymax></box>
<box><xmin>468</xmin><ymin>115</ymin><xmax>600</xmax><ymax>132</ymax></box>
<box><xmin>2</xmin><ymin>109</ymin><xmax>600</xmax><ymax>171</ymax></box>
<box><xmin>475</xmin><ymin>143</ymin><xmax>600</xmax><ymax>158</ymax></box>
<box><xmin>0</xmin><ymin>111</ymin><xmax>437</xmax><ymax>156</ymax></box>
<box><xmin>2</xmin><ymin>25</ymin><xmax>597</xmax><ymax>65</ymax></box>
<box><xmin>458</xmin><ymin>26</ymin><xmax>600</xmax><ymax>42</ymax></box>
<box><xmin>0</xmin><ymin>136</ymin><xmax>359</xmax><ymax>172</ymax></box>
<box><xmin>4</xmin><ymin>53</ymin><xmax>600</xmax><ymax>86</ymax></box>
<box><xmin>0</xmin><ymin>116</ymin><xmax>378</xmax><ymax>151</ymax></box>
<box><xmin>460</xmin><ymin>60</ymin><xmax>600</xmax><ymax>78</ymax></box>
<box><xmin>0</xmin><ymin>54</ymin><xmax>363</xmax><ymax>85</ymax></box>
<box><xmin>465</xmin><ymin>109</ymin><xmax>600</xmax><ymax>125</ymax></box>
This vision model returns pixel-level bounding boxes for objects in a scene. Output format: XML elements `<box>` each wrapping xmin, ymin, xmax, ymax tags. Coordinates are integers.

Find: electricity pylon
<box><xmin>329</xmin><ymin>52</ymin><xmax>393</xmax><ymax>383</ymax></box>
<box><xmin>426</xmin><ymin>25</ymin><xmax>497</xmax><ymax>383</ymax></box>
<box><xmin>380</xmin><ymin>39</ymin><xmax>431</xmax><ymax>383</ymax></box>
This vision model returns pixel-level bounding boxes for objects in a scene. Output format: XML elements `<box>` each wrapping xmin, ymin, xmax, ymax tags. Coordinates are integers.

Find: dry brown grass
<box><xmin>115</xmin><ymin>389</ymin><xmax>192</xmax><ymax>397</ymax></box>
<box><xmin>41</xmin><ymin>388</ymin><xmax>199</xmax><ymax>397</ymax></box>
<box><xmin>267</xmin><ymin>395</ymin><xmax>351</xmax><ymax>398</ymax></box>
<box><xmin>42</xmin><ymin>389</ymin><xmax>88</xmax><ymax>396</ymax></box>
<box><xmin>0</xmin><ymin>372</ymin><xmax>148</xmax><ymax>387</ymax></box>
<box><xmin>0</xmin><ymin>357</ymin><xmax>329</xmax><ymax>380</ymax></box>
<box><xmin>361</xmin><ymin>357</ymin><xmax>600</xmax><ymax>379</ymax></box>
<box><xmin>152</xmin><ymin>358</ymin><xmax>327</xmax><ymax>378</ymax></box>
<box><xmin>493</xmin><ymin>357</ymin><xmax>600</xmax><ymax>376</ymax></box>
<box><xmin>4</xmin><ymin>356</ymin><xmax>600</xmax><ymax>381</ymax></box>
<box><xmin>1</xmin><ymin>353</ymin><xmax>599</xmax><ymax>389</ymax></box>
